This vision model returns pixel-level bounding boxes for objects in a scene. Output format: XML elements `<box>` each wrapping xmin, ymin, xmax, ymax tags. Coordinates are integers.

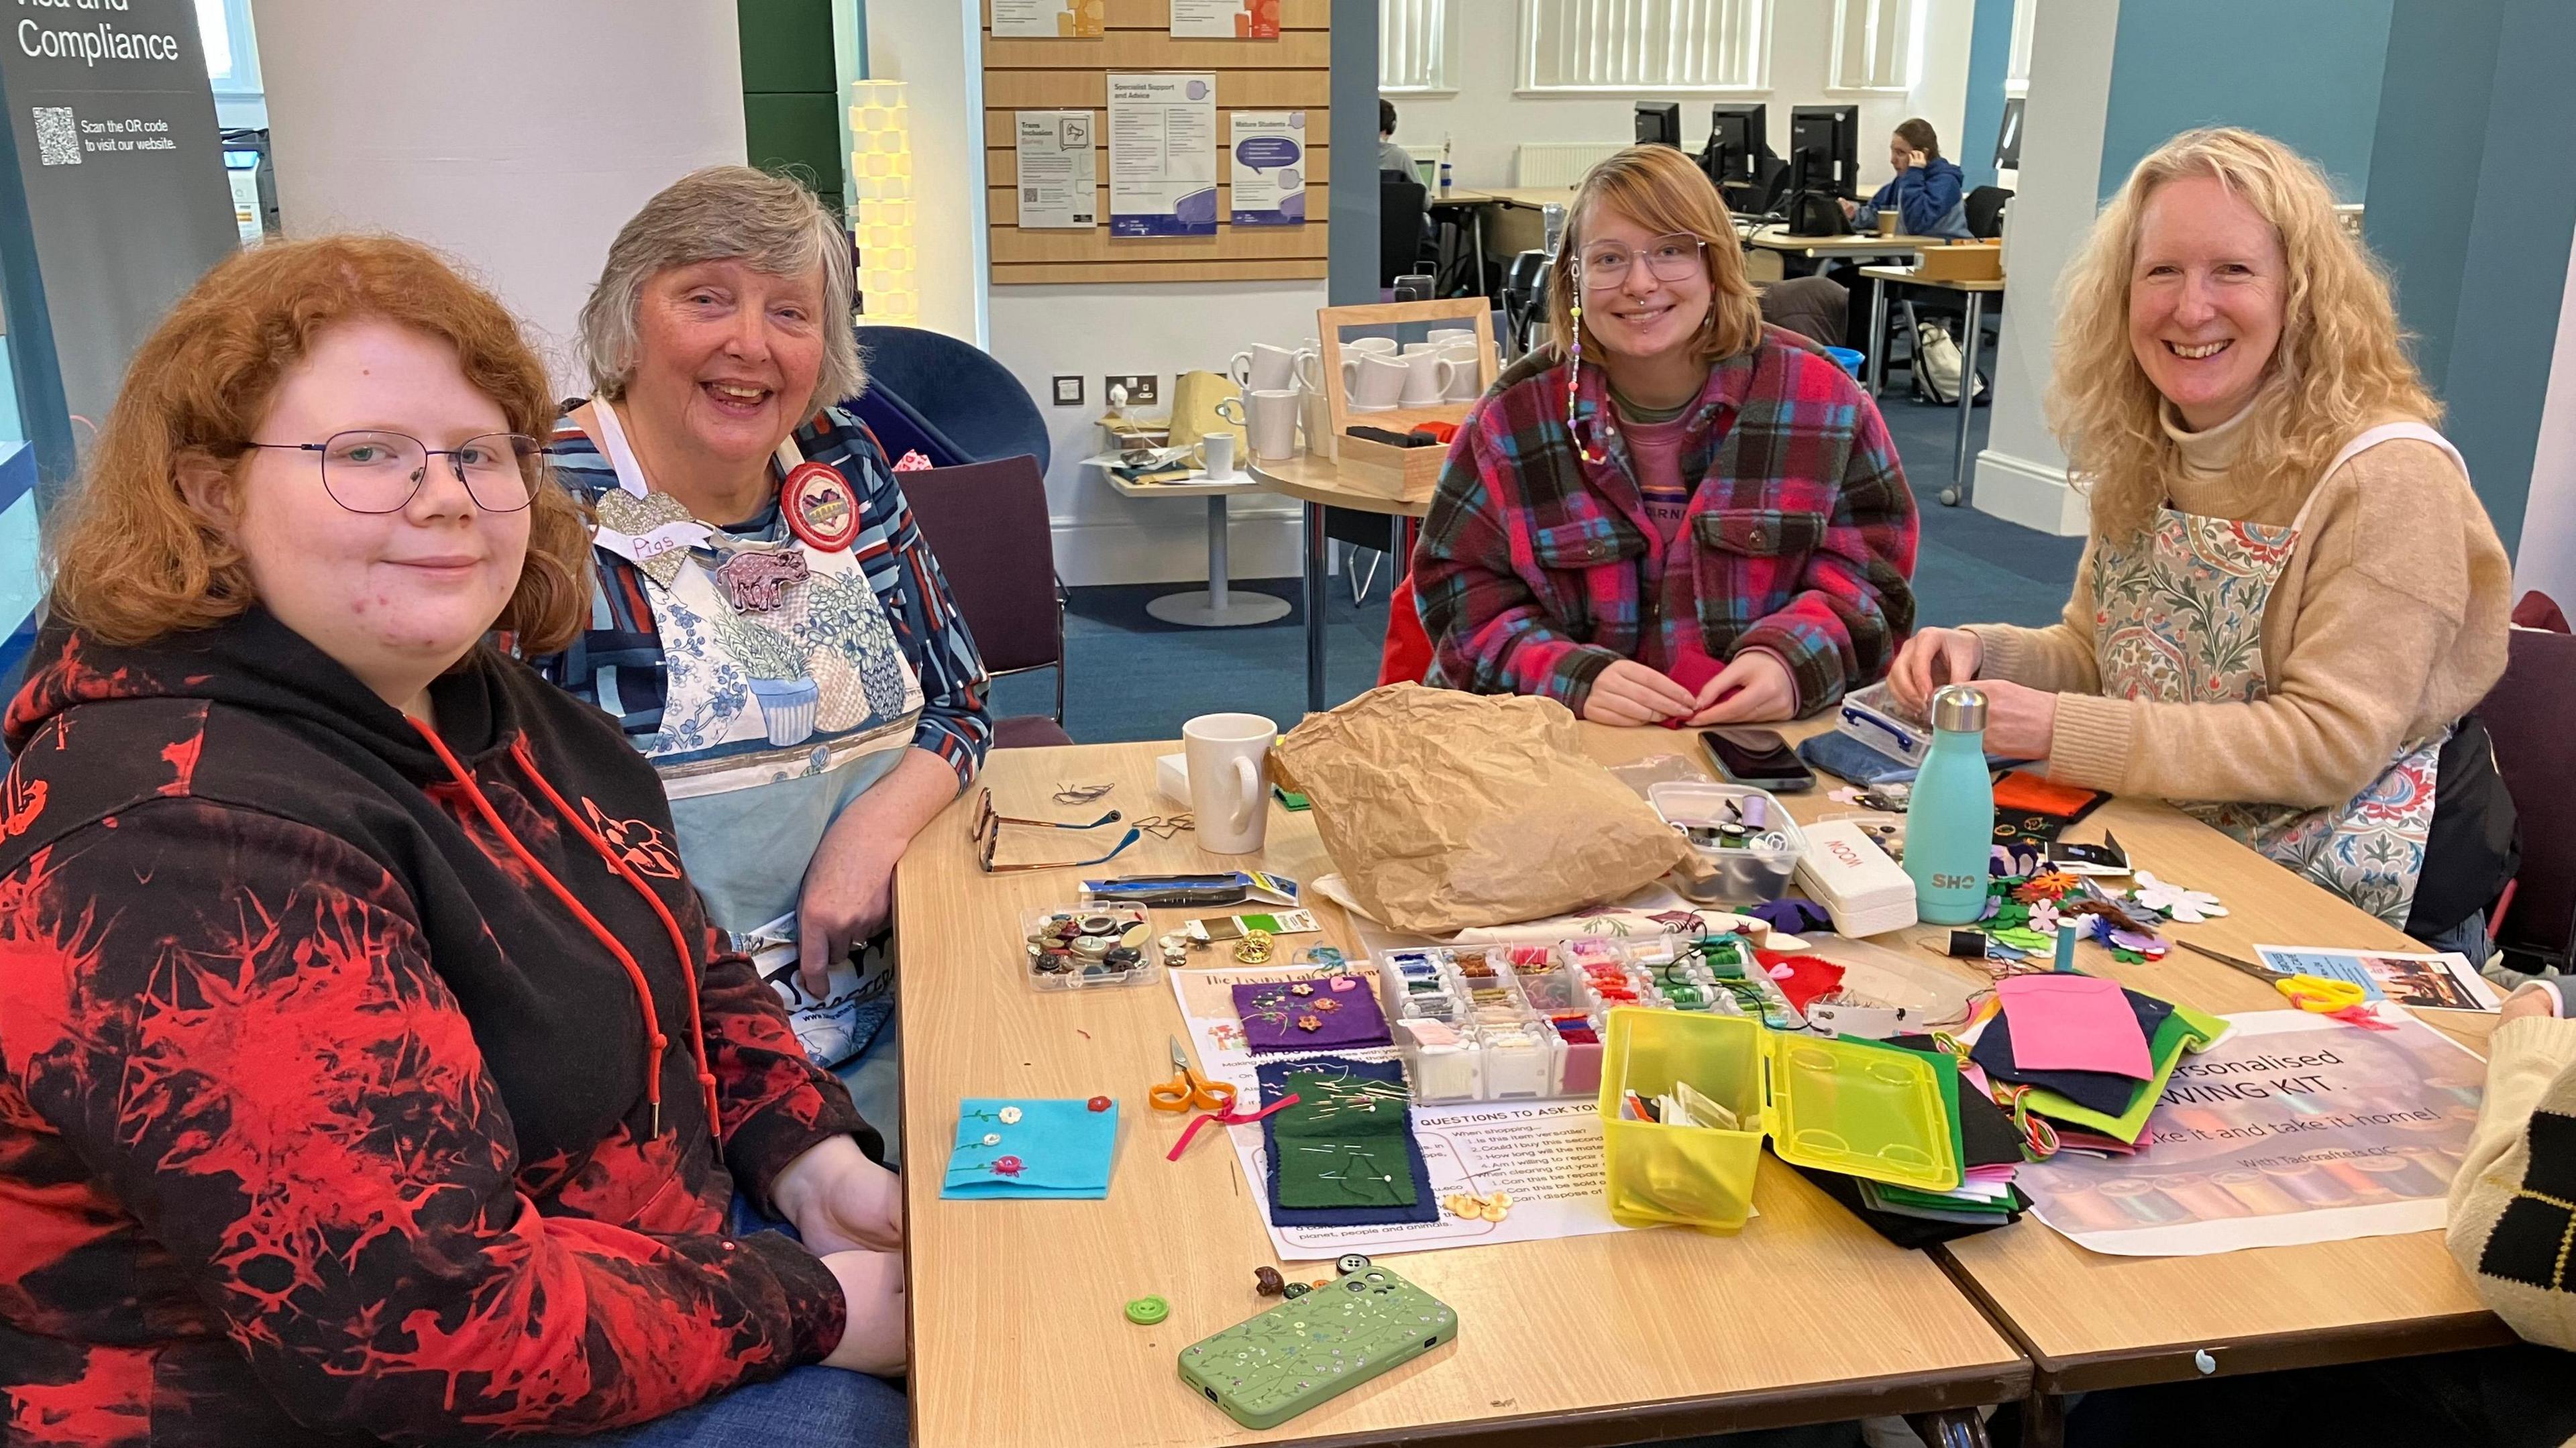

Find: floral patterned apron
<box><xmin>583</xmin><ymin>401</ymin><xmax>924</xmax><ymax>1067</ymax></box>
<box><xmin>2090</xmin><ymin>423</ymin><xmax>2465</xmax><ymax>926</ymax></box>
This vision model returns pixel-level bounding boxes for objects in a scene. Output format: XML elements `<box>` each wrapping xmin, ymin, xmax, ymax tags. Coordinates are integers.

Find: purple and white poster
<box><xmin>1230</xmin><ymin>110</ymin><xmax>1306</xmax><ymax>226</ymax></box>
<box><xmin>1108</xmin><ymin>72</ymin><xmax>1216</xmax><ymax>237</ymax></box>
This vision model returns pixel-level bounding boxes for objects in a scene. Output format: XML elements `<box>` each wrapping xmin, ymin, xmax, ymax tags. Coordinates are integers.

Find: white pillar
<box><xmin>250</xmin><ymin>0</ymin><xmax>747</xmax><ymax>391</ymax></box>
<box><xmin>863</xmin><ymin>0</ymin><xmax>988</xmax><ymax>346</ymax></box>
<box><xmin>2516</xmin><ymin>227</ymin><xmax>2576</xmax><ymax>610</ymax></box>
<box><xmin>1970</xmin><ymin>0</ymin><xmax>2121</xmax><ymax>537</ymax></box>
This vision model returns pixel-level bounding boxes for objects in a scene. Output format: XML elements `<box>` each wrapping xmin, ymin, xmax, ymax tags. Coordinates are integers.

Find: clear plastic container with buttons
<box><xmin>1022</xmin><ymin>905</ymin><xmax>1159</xmax><ymax>991</ymax></box>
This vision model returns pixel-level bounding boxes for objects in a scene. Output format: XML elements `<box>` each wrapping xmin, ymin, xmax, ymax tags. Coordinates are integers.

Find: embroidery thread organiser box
<box><xmin>1380</xmin><ymin>935</ymin><xmax>1802</xmax><ymax>1105</ymax></box>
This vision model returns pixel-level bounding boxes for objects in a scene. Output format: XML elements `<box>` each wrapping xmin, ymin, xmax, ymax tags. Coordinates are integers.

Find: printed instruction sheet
<box><xmin>1108</xmin><ymin>72</ymin><xmax>1218</xmax><ymax>237</ymax></box>
<box><xmin>1169</xmin><ymin>962</ymin><xmax>1637</xmax><ymax>1261</ymax></box>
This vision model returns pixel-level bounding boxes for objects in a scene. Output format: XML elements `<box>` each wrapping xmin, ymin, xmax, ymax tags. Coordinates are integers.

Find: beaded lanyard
<box><xmin>1564</xmin><ymin>256</ymin><xmax>1608</xmax><ymax>464</ymax></box>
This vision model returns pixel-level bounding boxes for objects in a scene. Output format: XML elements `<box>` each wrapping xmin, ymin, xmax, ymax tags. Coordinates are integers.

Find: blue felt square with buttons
<box><xmin>940</xmin><ymin>1097</ymin><xmax>1118</xmax><ymax>1199</ymax></box>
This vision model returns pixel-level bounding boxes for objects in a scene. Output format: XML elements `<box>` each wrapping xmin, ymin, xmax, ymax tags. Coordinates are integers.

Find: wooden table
<box><xmin>1249</xmin><ymin>452</ymin><xmax>1432</xmax><ymax>714</ymax></box>
<box><xmin>1857</xmin><ymin>266</ymin><xmax>2007</xmax><ymax>508</ymax></box>
<box><xmin>1560</xmin><ymin>725</ymin><xmax>2512</xmax><ymax>1445</ymax></box>
<box><xmin>1743</xmin><ymin>226</ymin><xmax>1940</xmax><ymax>264</ymax></box>
<box><xmin>898</xmin><ymin>734</ymin><xmax>2030</xmax><ymax>1448</ymax></box>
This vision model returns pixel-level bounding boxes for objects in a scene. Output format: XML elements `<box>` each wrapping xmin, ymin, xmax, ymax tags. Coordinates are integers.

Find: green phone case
<box><xmin>1176</xmin><ymin>1266</ymin><xmax>1458</xmax><ymax>1429</ymax></box>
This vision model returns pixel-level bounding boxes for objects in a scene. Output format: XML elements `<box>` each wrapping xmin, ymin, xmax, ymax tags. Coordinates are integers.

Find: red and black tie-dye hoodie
<box><xmin>0</xmin><ymin>608</ymin><xmax>881</xmax><ymax>1446</ymax></box>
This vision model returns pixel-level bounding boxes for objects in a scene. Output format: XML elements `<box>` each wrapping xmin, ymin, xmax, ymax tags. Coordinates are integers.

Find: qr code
<box><xmin>33</xmin><ymin>107</ymin><xmax>78</xmax><ymax>167</ymax></box>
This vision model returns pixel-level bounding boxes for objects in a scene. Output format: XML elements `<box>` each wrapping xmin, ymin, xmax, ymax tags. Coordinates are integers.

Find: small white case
<box><xmin>1793</xmin><ymin>819</ymin><xmax>1919</xmax><ymax>938</ymax></box>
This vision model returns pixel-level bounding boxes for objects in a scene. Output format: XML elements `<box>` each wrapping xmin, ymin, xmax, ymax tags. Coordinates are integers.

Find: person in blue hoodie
<box><xmin>1843</xmin><ymin>118</ymin><xmax>1974</xmax><ymax>239</ymax></box>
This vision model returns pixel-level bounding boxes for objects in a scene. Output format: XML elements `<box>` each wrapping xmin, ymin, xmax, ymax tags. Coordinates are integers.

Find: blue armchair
<box><xmin>849</xmin><ymin>324</ymin><xmax>1050</xmax><ymax>474</ymax></box>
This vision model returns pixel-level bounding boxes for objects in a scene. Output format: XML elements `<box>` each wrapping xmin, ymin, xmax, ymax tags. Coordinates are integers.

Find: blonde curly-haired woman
<box><xmin>1890</xmin><ymin>127</ymin><xmax>2514</xmax><ymax>956</ymax></box>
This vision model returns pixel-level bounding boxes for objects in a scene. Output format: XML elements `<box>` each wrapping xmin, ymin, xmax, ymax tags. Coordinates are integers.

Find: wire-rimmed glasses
<box><xmin>1574</xmin><ymin>233</ymin><xmax>1709</xmax><ymax>291</ymax></box>
<box><xmin>972</xmin><ymin>787</ymin><xmax>1136</xmax><ymax>873</ymax></box>
<box><xmin>241</xmin><ymin>430</ymin><xmax>547</xmax><ymax>513</ymax></box>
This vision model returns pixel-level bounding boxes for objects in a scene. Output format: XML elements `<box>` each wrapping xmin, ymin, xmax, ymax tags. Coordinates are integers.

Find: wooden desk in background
<box><xmin>1743</xmin><ymin>226</ymin><xmax>1939</xmax><ymax>262</ymax></box>
<box><xmin>1250</xmin><ymin>451</ymin><xmax>1431</xmax><ymax>715</ymax></box>
<box><xmin>897</xmin><ymin>734</ymin><xmax>2027</xmax><ymax>1448</ymax></box>
<box><xmin>895</xmin><ymin>720</ymin><xmax>2506</xmax><ymax>1448</ymax></box>
<box><xmin>1857</xmin><ymin>264</ymin><xmax>2008</xmax><ymax>508</ymax></box>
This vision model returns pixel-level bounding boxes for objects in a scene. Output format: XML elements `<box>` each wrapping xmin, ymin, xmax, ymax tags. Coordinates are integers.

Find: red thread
<box><xmin>1166</xmin><ymin>1091</ymin><xmax>1300</xmax><ymax>1161</ymax></box>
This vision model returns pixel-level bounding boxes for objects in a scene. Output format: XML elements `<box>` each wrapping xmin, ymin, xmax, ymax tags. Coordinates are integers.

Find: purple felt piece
<box><xmin>1232</xmin><ymin>978</ymin><xmax>1393</xmax><ymax>1053</ymax></box>
<box><xmin>1749</xmin><ymin>898</ymin><xmax>1833</xmax><ymax>934</ymax></box>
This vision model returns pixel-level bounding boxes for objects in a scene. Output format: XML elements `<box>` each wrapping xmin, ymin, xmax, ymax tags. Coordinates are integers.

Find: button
<box><xmin>1125</xmin><ymin>1295</ymin><xmax>1170</xmax><ymax>1325</ymax></box>
<box><xmin>1335</xmin><ymin>1254</ymin><xmax>1371</xmax><ymax>1275</ymax></box>
<box><xmin>981</xmin><ymin>1133</ymin><xmax>1002</xmax><ymax>1146</ymax></box>
<box><xmin>999</xmin><ymin>1106</ymin><xmax>1023</xmax><ymax>1125</ymax></box>
<box><xmin>1087</xmin><ymin>1095</ymin><xmax>1112</xmax><ymax>1112</ymax></box>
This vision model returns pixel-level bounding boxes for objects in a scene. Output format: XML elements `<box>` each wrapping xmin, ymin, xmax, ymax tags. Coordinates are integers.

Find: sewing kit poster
<box><xmin>2017</xmin><ymin>1010</ymin><xmax>2484</xmax><ymax>1256</ymax></box>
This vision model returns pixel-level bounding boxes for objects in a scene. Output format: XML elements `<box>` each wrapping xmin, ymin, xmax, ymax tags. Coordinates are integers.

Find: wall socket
<box><xmin>1103</xmin><ymin>374</ymin><xmax>1158</xmax><ymax>408</ymax></box>
<box><xmin>1051</xmin><ymin>374</ymin><xmax>1083</xmax><ymax>406</ymax></box>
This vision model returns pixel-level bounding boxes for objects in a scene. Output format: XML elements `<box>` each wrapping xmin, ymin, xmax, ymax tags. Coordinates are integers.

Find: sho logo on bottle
<box><xmin>1932</xmin><ymin>872</ymin><xmax>1981</xmax><ymax>891</ymax></box>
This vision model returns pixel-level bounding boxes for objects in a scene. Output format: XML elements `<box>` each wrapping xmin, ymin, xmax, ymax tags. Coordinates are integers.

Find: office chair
<box><xmin>2484</xmin><ymin>623</ymin><xmax>2576</xmax><ymax>974</ymax></box>
<box><xmin>899</xmin><ymin>455</ymin><xmax>1074</xmax><ymax>748</ymax></box>
<box><xmin>1964</xmin><ymin>186</ymin><xmax>2012</xmax><ymax>240</ymax></box>
<box><xmin>1379</xmin><ymin>174</ymin><xmax>1434</xmax><ymax>288</ymax></box>
<box><xmin>1502</xmin><ymin>250</ymin><xmax>1551</xmax><ymax>357</ymax></box>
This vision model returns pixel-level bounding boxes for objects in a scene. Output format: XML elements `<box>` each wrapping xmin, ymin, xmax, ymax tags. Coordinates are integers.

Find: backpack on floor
<box><xmin>1912</xmin><ymin>319</ymin><xmax>1986</xmax><ymax>405</ymax></box>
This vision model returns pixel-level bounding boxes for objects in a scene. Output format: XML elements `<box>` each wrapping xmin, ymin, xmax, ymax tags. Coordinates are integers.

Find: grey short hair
<box><xmin>577</xmin><ymin>166</ymin><xmax>864</xmax><ymax>414</ymax></box>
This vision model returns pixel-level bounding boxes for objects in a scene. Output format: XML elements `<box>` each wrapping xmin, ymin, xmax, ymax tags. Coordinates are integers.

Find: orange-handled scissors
<box><xmin>1149</xmin><ymin>1034</ymin><xmax>1237</xmax><ymax>1114</ymax></box>
<box><xmin>2276</xmin><ymin>974</ymin><xmax>2369</xmax><ymax>1014</ymax></box>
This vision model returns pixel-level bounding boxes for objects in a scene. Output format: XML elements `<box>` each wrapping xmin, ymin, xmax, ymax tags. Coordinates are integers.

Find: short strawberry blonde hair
<box><xmin>1548</xmin><ymin>144</ymin><xmax>1765</xmax><ymax>367</ymax></box>
<box><xmin>46</xmin><ymin>235</ymin><xmax>591</xmax><ymax>652</ymax></box>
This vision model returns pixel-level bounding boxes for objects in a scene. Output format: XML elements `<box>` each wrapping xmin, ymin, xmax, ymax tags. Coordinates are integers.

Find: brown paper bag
<box><xmin>1273</xmin><ymin>684</ymin><xmax>1689</xmax><ymax>934</ymax></box>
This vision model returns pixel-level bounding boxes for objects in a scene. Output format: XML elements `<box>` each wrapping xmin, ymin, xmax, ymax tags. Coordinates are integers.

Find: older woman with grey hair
<box><xmin>533</xmin><ymin>167</ymin><xmax>989</xmax><ymax>1205</ymax></box>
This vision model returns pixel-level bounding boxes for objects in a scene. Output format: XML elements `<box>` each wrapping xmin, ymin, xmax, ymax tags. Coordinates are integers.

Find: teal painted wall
<box><xmin>2099</xmin><ymin>0</ymin><xmax>2394</xmax><ymax>202</ymax></box>
<box><xmin>1957</xmin><ymin>0</ymin><xmax>2015</xmax><ymax>192</ymax></box>
<box><xmin>2365</xmin><ymin>0</ymin><xmax>2576</xmax><ymax>555</ymax></box>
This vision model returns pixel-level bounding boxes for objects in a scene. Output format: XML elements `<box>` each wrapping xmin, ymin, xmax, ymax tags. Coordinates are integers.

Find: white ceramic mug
<box><xmin>1199</xmin><ymin>431</ymin><xmax>1237</xmax><ymax>479</ymax></box>
<box><xmin>1184</xmin><ymin>712</ymin><xmax>1277</xmax><ymax>854</ymax></box>
<box><xmin>1348</xmin><ymin>351</ymin><xmax>1409</xmax><ymax>412</ymax></box>
<box><xmin>1299</xmin><ymin>385</ymin><xmax>1332</xmax><ymax>455</ymax></box>
<box><xmin>1291</xmin><ymin>346</ymin><xmax>1326</xmax><ymax>394</ymax></box>
<box><xmin>1346</xmin><ymin>336</ymin><xmax>1399</xmax><ymax>357</ymax></box>
<box><xmin>1244</xmin><ymin>388</ymin><xmax>1299</xmax><ymax>460</ymax></box>
<box><xmin>1427</xmin><ymin>327</ymin><xmax>1474</xmax><ymax>347</ymax></box>
<box><xmin>1228</xmin><ymin>342</ymin><xmax>1302</xmax><ymax>393</ymax></box>
<box><xmin>1400</xmin><ymin>341</ymin><xmax>1450</xmax><ymax>355</ymax></box>
<box><xmin>1398</xmin><ymin>349</ymin><xmax>1458</xmax><ymax>407</ymax></box>
<box><xmin>1442</xmin><ymin>341</ymin><xmax>1482</xmax><ymax>401</ymax></box>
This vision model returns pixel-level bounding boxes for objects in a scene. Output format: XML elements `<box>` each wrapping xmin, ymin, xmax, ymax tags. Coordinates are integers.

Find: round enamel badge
<box><xmin>782</xmin><ymin>461</ymin><xmax>859</xmax><ymax>552</ymax></box>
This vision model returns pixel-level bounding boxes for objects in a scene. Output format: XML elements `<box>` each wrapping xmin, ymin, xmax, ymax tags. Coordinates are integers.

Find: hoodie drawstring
<box><xmin>505</xmin><ymin>736</ymin><xmax>722</xmax><ymax>1146</ymax></box>
<box><xmin>408</xmin><ymin>720</ymin><xmax>720</xmax><ymax>1146</ymax></box>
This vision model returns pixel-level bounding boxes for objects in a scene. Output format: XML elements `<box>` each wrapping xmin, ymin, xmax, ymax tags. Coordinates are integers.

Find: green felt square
<box><xmin>1271</xmin><ymin>1066</ymin><xmax>1417</xmax><ymax>1209</ymax></box>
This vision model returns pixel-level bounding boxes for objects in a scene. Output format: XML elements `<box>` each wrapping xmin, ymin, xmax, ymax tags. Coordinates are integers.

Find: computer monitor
<box><xmin>1703</xmin><ymin>103</ymin><xmax>1767</xmax><ymax>186</ymax></box>
<box><xmin>1994</xmin><ymin>97</ymin><xmax>2025</xmax><ymax>172</ymax></box>
<box><xmin>1635</xmin><ymin>102</ymin><xmax>1682</xmax><ymax>149</ymax></box>
<box><xmin>1787</xmin><ymin>105</ymin><xmax>1860</xmax><ymax>200</ymax></box>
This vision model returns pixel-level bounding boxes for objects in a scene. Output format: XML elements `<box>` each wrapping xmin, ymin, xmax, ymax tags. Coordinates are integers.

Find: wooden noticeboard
<box><xmin>982</xmin><ymin>0</ymin><xmax>1330</xmax><ymax>286</ymax></box>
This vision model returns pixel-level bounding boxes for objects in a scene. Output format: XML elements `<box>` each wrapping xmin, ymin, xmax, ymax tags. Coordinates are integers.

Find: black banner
<box><xmin>0</xmin><ymin>0</ymin><xmax>236</xmax><ymax>511</ymax></box>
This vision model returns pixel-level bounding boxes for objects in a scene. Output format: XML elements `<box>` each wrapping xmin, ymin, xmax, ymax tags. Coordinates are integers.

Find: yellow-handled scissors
<box><xmin>1149</xmin><ymin>1034</ymin><xmax>1238</xmax><ymax>1114</ymax></box>
<box><xmin>2276</xmin><ymin>974</ymin><xmax>2369</xmax><ymax>1014</ymax></box>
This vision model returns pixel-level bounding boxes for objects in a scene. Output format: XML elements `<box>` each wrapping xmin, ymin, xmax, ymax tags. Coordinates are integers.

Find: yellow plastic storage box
<box><xmin>1597</xmin><ymin>1006</ymin><xmax>1963</xmax><ymax>1233</ymax></box>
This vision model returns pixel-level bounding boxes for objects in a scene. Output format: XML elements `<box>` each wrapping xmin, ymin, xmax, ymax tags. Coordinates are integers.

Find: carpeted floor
<box><xmin>990</xmin><ymin>386</ymin><xmax>2083</xmax><ymax>743</ymax></box>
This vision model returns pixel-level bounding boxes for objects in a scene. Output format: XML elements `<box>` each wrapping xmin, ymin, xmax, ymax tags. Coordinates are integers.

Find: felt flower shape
<box><xmin>998</xmin><ymin>1106</ymin><xmax>1023</xmax><ymax>1125</ymax></box>
<box><xmin>2027</xmin><ymin>900</ymin><xmax>2061</xmax><ymax>934</ymax></box>
<box><xmin>2015</xmin><ymin>871</ymin><xmax>2080</xmax><ymax>903</ymax></box>
<box><xmin>1290</xmin><ymin>983</ymin><xmax>1315</xmax><ymax>996</ymax></box>
<box><xmin>2130</xmin><ymin>871</ymin><xmax>2226</xmax><ymax>924</ymax></box>
<box><xmin>2110</xmin><ymin>928</ymin><xmax>2168</xmax><ymax>956</ymax></box>
<box><xmin>992</xmin><ymin>1156</ymin><xmax>1024</xmax><ymax>1176</ymax></box>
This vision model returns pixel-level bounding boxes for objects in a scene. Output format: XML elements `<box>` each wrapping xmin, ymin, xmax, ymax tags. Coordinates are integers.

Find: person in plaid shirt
<box><xmin>1415</xmin><ymin>144</ymin><xmax>1917</xmax><ymax>726</ymax></box>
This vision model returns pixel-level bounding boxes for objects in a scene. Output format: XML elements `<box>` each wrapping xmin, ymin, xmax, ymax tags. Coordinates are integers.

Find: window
<box><xmin>195</xmin><ymin>0</ymin><xmax>261</xmax><ymax>94</ymax></box>
<box><xmin>1381</xmin><ymin>0</ymin><xmax>1452</xmax><ymax>93</ymax></box>
<box><xmin>2004</xmin><ymin>0</ymin><xmax>2036</xmax><ymax>97</ymax></box>
<box><xmin>1520</xmin><ymin>0</ymin><xmax>1770</xmax><ymax>94</ymax></box>
<box><xmin>1830</xmin><ymin>0</ymin><xmax>1916</xmax><ymax>91</ymax></box>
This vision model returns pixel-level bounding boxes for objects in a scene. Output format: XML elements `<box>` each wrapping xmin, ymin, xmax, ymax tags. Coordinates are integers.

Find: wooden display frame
<box><xmin>980</xmin><ymin>0</ymin><xmax>1330</xmax><ymax>286</ymax></box>
<box><xmin>1313</xmin><ymin>297</ymin><xmax>1499</xmax><ymax>498</ymax></box>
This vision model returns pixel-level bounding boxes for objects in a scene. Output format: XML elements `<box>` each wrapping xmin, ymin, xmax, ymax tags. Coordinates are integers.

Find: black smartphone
<box><xmin>1699</xmin><ymin>728</ymin><xmax>1816</xmax><ymax>793</ymax></box>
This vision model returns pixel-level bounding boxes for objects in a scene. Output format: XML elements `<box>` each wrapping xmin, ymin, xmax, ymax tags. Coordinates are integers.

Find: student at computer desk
<box><xmin>1411</xmin><ymin>143</ymin><xmax>1918</xmax><ymax>728</ymax></box>
<box><xmin>1840</xmin><ymin>117</ymin><xmax>1974</xmax><ymax>239</ymax></box>
<box><xmin>1889</xmin><ymin>127</ymin><xmax>2515</xmax><ymax>960</ymax></box>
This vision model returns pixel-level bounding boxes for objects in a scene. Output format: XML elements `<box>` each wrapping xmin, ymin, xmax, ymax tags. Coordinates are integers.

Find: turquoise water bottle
<box><xmin>1904</xmin><ymin>684</ymin><xmax>1996</xmax><ymax>925</ymax></box>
